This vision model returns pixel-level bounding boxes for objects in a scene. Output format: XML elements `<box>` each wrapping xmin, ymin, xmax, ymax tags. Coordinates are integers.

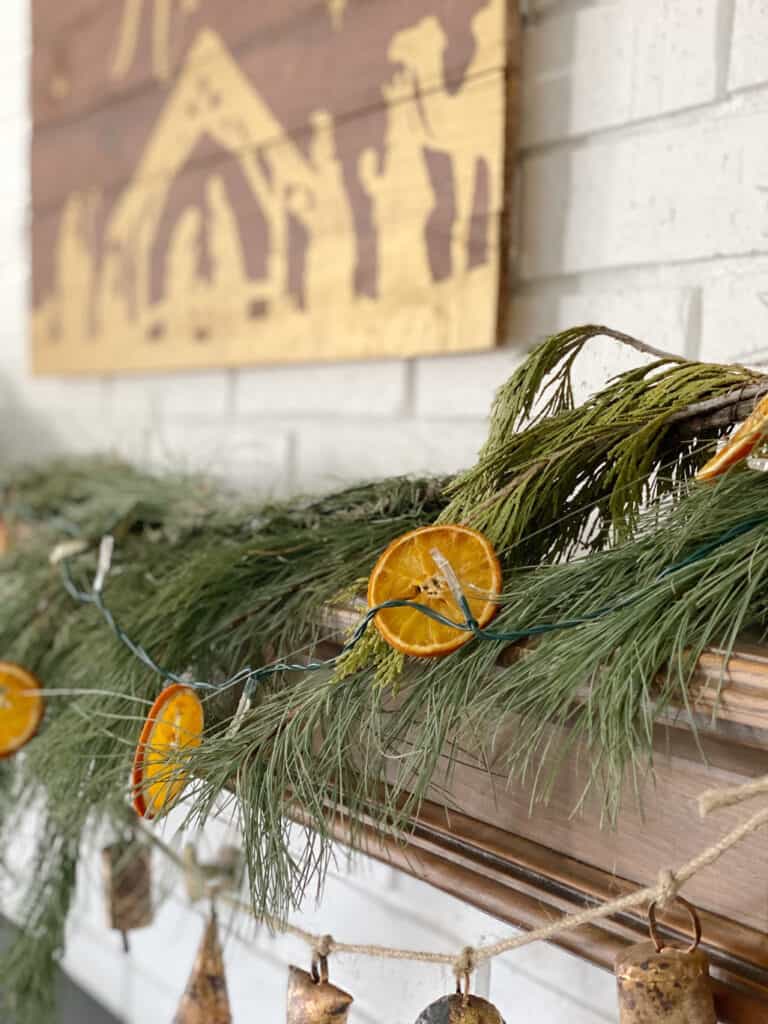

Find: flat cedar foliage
<box><xmin>0</xmin><ymin>327</ymin><xmax>767</xmax><ymax>1022</ymax></box>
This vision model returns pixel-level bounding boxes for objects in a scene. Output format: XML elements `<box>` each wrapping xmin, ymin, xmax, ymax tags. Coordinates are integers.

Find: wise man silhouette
<box><xmin>387</xmin><ymin>3</ymin><xmax>500</xmax><ymax>276</ymax></box>
<box><xmin>359</xmin><ymin>70</ymin><xmax>434</xmax><ymax>302</ymax></box>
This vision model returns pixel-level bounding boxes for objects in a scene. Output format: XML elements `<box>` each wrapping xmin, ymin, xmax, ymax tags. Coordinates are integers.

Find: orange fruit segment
<box><xmin>132</xmin><ymin>683</ymin><xmax>204</xmax><ymax>819</ymax></box>
<box><xmin>367</xmin><ymin>524</ymin><xmax>502</xmax><ymax>658</ymax></box>
<box><xmin>697</xmin><ymin>394</ymin><xmax>768</xmax><ymax>482</ymax></box>
<box><xmin>0</xmin><ymin>662</ymin><xmax>44</xmax><ymax>757</ymax></box>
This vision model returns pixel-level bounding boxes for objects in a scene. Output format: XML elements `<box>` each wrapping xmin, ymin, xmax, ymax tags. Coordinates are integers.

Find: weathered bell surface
<box><xmin>286</xmin><ymin>965</ymin><xmax>354</xmax><ymax>1024</ymax></box>
<box><xmin>173</xmin><ymin>912</ymin><xmax>232</xmax><ymax>1024</ymax></box>
<box><xmin>414</xmin><ymin>993</ymin><xmax>506</xmax><ymax>1024</ymax></box>
<box><xmin>101</xmin><ymin>842</ymin><xmax>153</xmax><ymax>934</ymax></box>
<box><xmin>615</xmin><ymin>941</ymin><xmax>716</xmax><ymax>1023</ymax></box>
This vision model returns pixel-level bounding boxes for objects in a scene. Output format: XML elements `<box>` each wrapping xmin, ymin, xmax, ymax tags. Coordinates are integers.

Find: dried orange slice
<box><xmin>697</xmin><ymin>394</ymin><xmax>768</xmax><ymax>481</ymax></box>
<box><xmin>0</xmin><ymin>662</ymin><xmax>44</xmax><ymax>757</ymax></box>
<box><xmin>367</xmin><ymin>524</ymin><xmax>502</xmax><ymax>657</ymax></box>
<box><xmin>132</xmin><ymin>683</ymin><xmax>204</xmax><ymax>819</ymax></box>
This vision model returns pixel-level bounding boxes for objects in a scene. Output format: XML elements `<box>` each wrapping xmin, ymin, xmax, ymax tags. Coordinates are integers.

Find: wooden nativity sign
<box><xmin>31</xmin><ymin>0</ymin><xmax>518</xmax><ymax>375</ymax></box>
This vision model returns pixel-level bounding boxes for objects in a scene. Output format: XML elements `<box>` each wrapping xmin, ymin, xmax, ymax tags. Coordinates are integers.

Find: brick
<box><xmin>509</xmin><ymin>287</ymin><xmax>695</xmax><ymax>357</ymax></box>
<box><xmin>523</xmin><ymin>1</ymin><xmax>720</xmax><ymax>146</ymax></box>
<box><xmin>0</xmin><ymin>137</ymin><xmax>29</xmax><ymax>273</ymax></box>
<box><xmin>414</xmin><ymin>350</ymin><xmax>523</xmax><ymax>419</ymax></box>
<box><xmin>3</xmin><ymin>368</ymin><xmax>112</xmax><ymax>460</ymax></box>
<box><xmin>0</xmin><ymin>0</ymin><xmax>28</xmax><ymax>63</ymax></box>
<box><xmin>294</xmin><ymin>420</ymin><xmax>489</xmax><ymax>493</ymax></box>
<box><xmin>700</xmin><ymin>267</ymin><xmax>768</xmax><ymax>365</ymax></box>
<box><xmin>521</xmin><ymin>114</ymin><xmax>768</xmax><ymax>278</ymax></box>
<box><xmin>109</xmin><ymin>374</ymin><xmax>165</xmax><ymax>421</ymax></box>
<box><xmin>0</xmin><ymin>52</ymin><xmax>28</xmax><ymax>124</ymax></box>
<box><xmin>415</xmin><ymin>288</ymin><xmax>694</xmax><ymax>435</ymax></box>
<box><xmin>162</xmin><ymin>369</ymin><xmax>231</xmax><ymax>418</ymax></box>
<box><xmin>0</xmin><ymin>267</ymin><xmax>29</xmax><ymax>354</ymax></box>
<box><xmin>729</xmin><ymin>0</ymin><xmax>768</xmax><ymax>92</ymax></box>
<box><xmin>236</xmin><ymin>360</ymin><xmax>408</xmax><ymax>418</ymax></box>
<box><xmin>147</xmin><ymin>417</ymin><xmax>292</xmax><ymax>496</ymax></box>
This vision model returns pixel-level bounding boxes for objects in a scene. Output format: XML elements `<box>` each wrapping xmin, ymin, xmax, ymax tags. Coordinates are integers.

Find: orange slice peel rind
<box><xmin>697</xmin><ymin>393</ymin><xmax>768</xmax><ymax>482</ymax></box>
<box><xmin>132</xmin><ymin>683</ymin><xmax>204</xmax><ymax>819</ymax></box>
<box><xmin>0</xmin><ymin>661</ymin><xmax>44</xmax><ymax>758</ymax></box>
<box><xmin>367</xmin><ymin>524</ymin><xmax>502</xmax><ymax>658</ymax></box>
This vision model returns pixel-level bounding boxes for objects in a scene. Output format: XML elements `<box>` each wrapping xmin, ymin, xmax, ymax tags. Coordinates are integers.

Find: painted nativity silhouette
<box><xmin>31</xmin><ymin>0</ymin><xmax>510</xmax><ymax>372</ymax></box>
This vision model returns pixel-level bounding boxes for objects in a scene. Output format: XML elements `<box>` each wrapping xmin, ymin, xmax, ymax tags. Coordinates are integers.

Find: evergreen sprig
<box><xmin>441</xmin><ymin>326</ymin><xmax>761</xmax><ymax>560</ymax></box>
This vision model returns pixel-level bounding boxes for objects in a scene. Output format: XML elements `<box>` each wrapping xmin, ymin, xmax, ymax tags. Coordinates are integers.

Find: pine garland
<box><xmin>0</xmin><ymin>329</ymin><xmax>767</xmax><ymax>1018</ymax></box>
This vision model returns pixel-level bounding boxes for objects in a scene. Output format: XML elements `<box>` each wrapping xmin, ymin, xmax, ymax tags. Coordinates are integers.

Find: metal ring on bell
<box><xmin>455</xmin><ymin>971</ymin><xmax>472</xmax><ymax>1003</ymax></box>
<box><xmin>415</xmin><ymin>975</ymin><xmax>505</xmax><ymax>1024</ymax></box>
<box><xmin>648</xmin><ymin>894</ymin><xmax>702</xmax><ymax>954</ymax></box>
<box><xmin>614</xmin><ymin>896</ymin><xmax>716</xmax><ymax>1023</ymax></box>
<box><xmin>286</xmin><ymin>958</ymin><xmax>354</xmax><ymax>1023</ymax></box>
<box><xmin>311</xmin><ymin>954</ymin><xmax>329</xmax><ymax>986</ymax></box>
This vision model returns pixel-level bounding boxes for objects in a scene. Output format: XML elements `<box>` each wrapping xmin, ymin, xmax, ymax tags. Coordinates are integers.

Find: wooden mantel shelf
<box><xmin>318</xmin><ymin>622</ymin><xmax>768</xmax><ymax>1023</ymax></box>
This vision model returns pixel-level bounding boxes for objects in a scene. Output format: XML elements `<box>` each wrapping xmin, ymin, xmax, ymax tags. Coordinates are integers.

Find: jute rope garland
<box><xmin>141</xmin><ymin>771</ymin><xmax>768</xmax><ymax>980</ymax></box>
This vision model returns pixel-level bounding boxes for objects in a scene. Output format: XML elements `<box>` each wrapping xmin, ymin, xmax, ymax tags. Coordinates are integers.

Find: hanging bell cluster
<box><xmin>614</xmin><ymin>897</ymin><xmax>716</xmax><ymax>1023</ymax></box>
<box><xmin>100</xmin><ymin>840</ymin><xmax>153</xmax><ymax>949</ymax></box>
<box><xmin>286</xmin><ymin>956</ymin><xmax>354</xmax><ymax>1024</ymax></box>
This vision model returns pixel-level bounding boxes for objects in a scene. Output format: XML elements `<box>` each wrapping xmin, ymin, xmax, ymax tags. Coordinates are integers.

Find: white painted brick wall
<box><xmin>4</xmin><ymin>0</ymin><xmax>768</xmax><ymax>1019</ymax></box>
<box><xmin>521</xmin><ymin>111</ymin><xmax>768</xmax><ymax>278</ymax></box>
<box><xmin>236</xmin><ymin>361</ymin><xmax>409</xmax><ymax>418</ymax></box>
<box><xmin>522</xmin><ymin>1</ymin><xmax>722</xmax><ymax>145</ymax></box>
<box><xmin>701</xmin><ymin>263</ymin><xmax>768</xmax><ymax>365</ymax></box>
<box><xmin>729</xmin><ymin>0</ymin><xmax>768</xmax><ymax>92</ymax></box>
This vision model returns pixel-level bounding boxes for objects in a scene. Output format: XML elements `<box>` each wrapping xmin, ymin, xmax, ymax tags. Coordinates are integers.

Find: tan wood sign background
<box><xmin>30</xmin><ymin>0</ymin><xmax>518</xmax><ymax>375</ymax></box>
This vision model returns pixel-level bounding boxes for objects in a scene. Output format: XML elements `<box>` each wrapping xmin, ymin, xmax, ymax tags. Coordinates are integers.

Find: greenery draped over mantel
<box><xmin>1</xmin><ymin>326</ymin><xmax>768</xmax><ymax>1022</ymax></box>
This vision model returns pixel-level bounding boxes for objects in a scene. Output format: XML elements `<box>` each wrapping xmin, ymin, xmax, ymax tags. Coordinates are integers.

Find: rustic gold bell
<box><xmin>173</xmin><ymin>909</ymin><xmax>232</xmax><ymax>1024</ymax></box>
<box><xmin>414</xmin><ymin>976</ymin><xmax>506</xmax><ymax>1024</ymax></box>
<box><xmin>287</xmin><ymin>957</ymin><xmax>354</xmax><ymax>1024</ymax></box>
<box><xmin>615</xmin><ymin>897</ymin><xmax>716</xmax><ymax>1023</ymax></box>
<box><xmin>101</xmin><ymin>841</ymin><xmax>153</xmax><ymax>943</ymax></box>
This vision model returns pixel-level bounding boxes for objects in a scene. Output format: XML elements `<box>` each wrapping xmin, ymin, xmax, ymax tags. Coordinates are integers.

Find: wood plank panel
<box><xmin>31</xmin><ymin>4</ymin><xmax>507</xmax><ymax>211</ymax></box>
<box><xmin>424</xmin><ymin>730</ymin><xmax>768</xmax><ymax>936</ymax></box>
<box><xmin>31</xmin><ymin>0</ymin><xmax>516</xmax><ymax>373</ymax></box>
<box><xmin>32</xmin><ymin>0</ymin><xmax>507</xmax><ymax>132</ymax></box>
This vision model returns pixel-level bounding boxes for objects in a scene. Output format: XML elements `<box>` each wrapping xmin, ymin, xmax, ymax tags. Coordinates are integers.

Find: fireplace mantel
<box><xmin>315</xmin><ymin>625</ymin><xmax>768</xmax><ymax>1023</ymax></box>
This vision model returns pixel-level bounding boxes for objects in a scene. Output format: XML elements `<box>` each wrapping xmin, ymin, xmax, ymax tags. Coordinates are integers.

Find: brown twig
<box><xmin>670</xmin><ymin>380</ymin><xmax>768</xmax><ymax>437</ymax></box>
<box><xmin>588</xmin><ymin>325</ymin><xmax>689</xmax><ymax>364</ymax></box>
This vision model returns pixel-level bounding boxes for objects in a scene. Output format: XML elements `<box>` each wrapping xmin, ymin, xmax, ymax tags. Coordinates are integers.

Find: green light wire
<box><xmin>59</xmin><ymin>512</ymin><xmax>768</xmax><ymax>703</ymax></box>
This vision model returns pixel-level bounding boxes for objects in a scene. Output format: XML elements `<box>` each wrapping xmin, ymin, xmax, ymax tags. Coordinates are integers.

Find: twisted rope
<box><xmin>140</xmin><ymin>770</ymin><xmax>768</xmax><ymax>980</ymax></box>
